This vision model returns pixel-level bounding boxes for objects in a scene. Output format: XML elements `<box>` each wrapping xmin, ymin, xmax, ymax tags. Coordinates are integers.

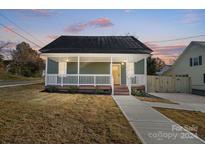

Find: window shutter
<box><xmin>199</xmin><ymin>56</ymin><xmax>202</xmax><ymax>65</ymax></box>
<box><xmin>190</xmin><ymin>58</ymin><xmax>192</xmax><ymax>67</ymax></box>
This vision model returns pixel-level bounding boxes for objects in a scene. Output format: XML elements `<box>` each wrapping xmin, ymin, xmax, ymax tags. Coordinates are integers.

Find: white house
<box><xmin>164</xmin><ymin>41</ymin><xmax>205</xmax><ymax>95</ymax></box>
<box><xmin>40</xmin><ymin>36</ymin><xmax>152</xmax><ymax>95</ymax></box>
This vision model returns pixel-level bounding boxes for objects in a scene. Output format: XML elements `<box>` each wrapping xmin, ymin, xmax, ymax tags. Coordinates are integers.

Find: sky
<box><xmin>0</xmin><ymin>9</ymin><xmax>205</xmax><ymax>64</ymax></box>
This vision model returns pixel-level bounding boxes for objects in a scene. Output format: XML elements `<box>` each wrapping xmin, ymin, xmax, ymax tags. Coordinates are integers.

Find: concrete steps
<box><xmin>114</xmin><ymin>86</ymin><xmax>129</xmax><ymax>95</ymax></box>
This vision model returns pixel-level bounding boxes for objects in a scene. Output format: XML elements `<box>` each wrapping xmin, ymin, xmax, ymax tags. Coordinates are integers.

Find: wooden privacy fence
<box><xmin>147</xmin><ymin>75</ymin><xmax>191</xmax><ymax>93</ymax></box>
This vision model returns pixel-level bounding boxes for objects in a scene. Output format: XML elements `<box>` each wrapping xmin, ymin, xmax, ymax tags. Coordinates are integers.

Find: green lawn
<box><xmin>0</xmin><ymin>84</ymin><xmax>141</xmax><ymax>143</ymax></box>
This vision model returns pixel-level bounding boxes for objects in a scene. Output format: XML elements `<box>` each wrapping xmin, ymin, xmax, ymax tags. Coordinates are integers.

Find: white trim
<box><xmin>45</xmin><ymin>57</ymin><xmax>48</xmax><ymax>86</ymax></box>
<box><xmin>41</xmin><ymin>53</ymin><xmax>150</xmax><ymax>63</ymax></box>
<box><xmin>77</xmin><ymin>56</ymin><xmax>80</xmax><ymax>86</ymax></box>
<box><xmin>144</xmin><ymin>57</ymin><xmax>147</xmax><ymax>92</ymax></box>
<box><xmin>112</xmin><ymin>64</ymin><xmax>121</xmax><ymax>85</ymax></box>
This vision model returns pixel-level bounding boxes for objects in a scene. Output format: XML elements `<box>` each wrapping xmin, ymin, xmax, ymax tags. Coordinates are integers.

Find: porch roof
<box><xmin>40</xmin><ymin>36</ymin><xmax>152</xmax><ymax>54</ymax></box>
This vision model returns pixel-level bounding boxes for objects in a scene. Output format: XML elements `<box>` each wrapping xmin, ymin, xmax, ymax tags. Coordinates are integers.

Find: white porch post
<box><xmin>45</xmin><ymin>57</ymin><xmax>48</xmax><ymax>86</ymax></box>
<box><xmin>144</xmin><ymin>57</ymin><xmax>147</xmax><ymax>92</ymax></box>
<box><xmin>126</xmin><ymin>58</ymin><xmax>131</xmax><ymax>95</ymax></box>
<box><xmin>77</xmin><ymin>56</ymin><xmax>80</xmax><ymax>86</ymax></box>
<box><xmin>110</xmin><ymin>56</ymin><xmax>113</xmax><ymax>95</ymax></box>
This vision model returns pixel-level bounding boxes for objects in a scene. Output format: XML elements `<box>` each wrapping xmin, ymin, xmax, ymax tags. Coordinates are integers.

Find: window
<box><xmin>204</xmin><ymin>74</ymin><xmax>205</xmax><ymax>84</ymax></box>
<box><xmin>193</xmin><ymin>57</ymin><xmax>199</xmax><ymax>66</ymax></box>
<box><xmin>199</xmin><ymin>56</ymin><xmax>202</xmax><ymax>65</ymax></box>
<box><xmin>59</xmin><ymin>62</ymin><xmax>67</xmax><ymax>74</ymax></box>
<box><xmin>190</xmin><ymin>56</ymin><xmax>202</xmax><ymax>66</ymax></box>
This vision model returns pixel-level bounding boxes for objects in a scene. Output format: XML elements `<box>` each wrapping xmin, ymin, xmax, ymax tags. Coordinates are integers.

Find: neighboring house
<box><xmin>40</xmin><ymin>36</ymin><xmax>152</xmax><ymax>95</ymax></box>
<box><xmin>156</xmin><ymin>65</ymin><xmax>172</xmax><ymax>75</ymax></box>
<box><xmin>164</xmin><ymin>41</ymin><xmax>205</xmax><ymax>95</ymax></box>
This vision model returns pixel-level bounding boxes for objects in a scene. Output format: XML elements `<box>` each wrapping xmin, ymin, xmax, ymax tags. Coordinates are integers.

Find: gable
<box><xmin>167</xmin><ymin>42</ymin><xmax>205</xmax><ymax>74</ymax></box>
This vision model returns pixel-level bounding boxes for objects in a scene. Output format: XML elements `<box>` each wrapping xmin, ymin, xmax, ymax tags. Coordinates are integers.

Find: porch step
<box><xmin>114</xmin><ymin>91</ymin><xmax>129</xmax><ymax>95</ymax></box>
<box><xmin>114</xmin><ymin>86</ymin><xmax>129</xmax><ymax>95</ymax></box>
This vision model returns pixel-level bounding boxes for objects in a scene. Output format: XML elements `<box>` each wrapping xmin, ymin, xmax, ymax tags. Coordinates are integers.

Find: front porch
<box><xmin>44</xmin><ymin>54</ymin><xmax>148</xmax><ymax>95</ymax></box>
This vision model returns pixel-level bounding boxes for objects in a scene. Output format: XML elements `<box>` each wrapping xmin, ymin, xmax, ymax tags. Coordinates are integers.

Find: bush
<box><xmin>67</xmin><ymin>86</ymin><xmax>78</xmax><ymax>93</ymax></box>
<box><xmin>46</xmin><ymin>86</ymin><xmax>58</xmax><ymax>93</ymax></box>
<box><xmin>131</xmin><ymin>87</ymin><xmax>146</xmax><ymax>96</ymax></box>
<box><xmin>96</xmin><ymin>89</ymin><xmax>111</xmax><ymax>95</ymax></box>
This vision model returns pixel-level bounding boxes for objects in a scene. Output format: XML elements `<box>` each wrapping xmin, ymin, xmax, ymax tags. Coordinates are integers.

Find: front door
<box><xmin>112</xmin><ymin>64</ymin><xmax>121</xmax><ymax>85</ymax></box>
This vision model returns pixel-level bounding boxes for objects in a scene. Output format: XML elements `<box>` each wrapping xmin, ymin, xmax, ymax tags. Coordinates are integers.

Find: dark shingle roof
<box><xmin>40</xmin><ymin>36</ymin><xmax>152</xmax><ymax>54</ymax></box>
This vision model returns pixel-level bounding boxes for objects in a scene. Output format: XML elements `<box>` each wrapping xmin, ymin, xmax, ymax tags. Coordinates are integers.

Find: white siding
<box><xmin>168</xmin><ymin>44</ymin><xmax>205</xmax><ymax>90</ymax></box>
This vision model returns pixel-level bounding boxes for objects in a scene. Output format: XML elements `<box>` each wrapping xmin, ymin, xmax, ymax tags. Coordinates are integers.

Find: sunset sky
<box><xmin>1</xmin><ymin>9</ymin><xmax>205</xmax><ymax>64</ymax></box>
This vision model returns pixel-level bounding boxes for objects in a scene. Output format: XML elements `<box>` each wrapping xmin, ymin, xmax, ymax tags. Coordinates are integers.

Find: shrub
<box><xmin>96</xmin><ymin>89</ymin><xmax>111</xmax><ymax>95</ymax></box>
<box><xmin>67</xmin><ymin>86</ymin><xmax>78</xmax><ymax>93</ymax></box>
<box><xmin>131</xmin><ymin>87</ymin><xmax>146</xmax><ymax>96</ymax></box>
<box><xmin>46</xmin><ymin>86</ymin><xmax>58</xmax><ymax>93</ymax></box>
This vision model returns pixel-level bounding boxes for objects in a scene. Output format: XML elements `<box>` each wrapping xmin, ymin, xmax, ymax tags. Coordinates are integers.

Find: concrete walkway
<box><xmin>112</xmin><ymin>95</ymin><xmax>204</xmax><ymax>144</ymax></box>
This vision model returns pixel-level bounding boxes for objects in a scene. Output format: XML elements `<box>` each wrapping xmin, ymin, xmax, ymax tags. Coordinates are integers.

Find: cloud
<box><xmin>145</xmin><ymin>42</ymin><xmax>186</xmax><ymax>64</ymax></box>
<box><xmin>64</xmin><ymin>17</ymin><xmax>114</xmax><ymax>33</ymax></box>
<box><xmin>64</xmin><ymin>23</ymin><xmax>88</xmax><ymax>33</ymax></box>
<box><xmin>89</xmin><ymin>18</ymin><xmax>113</xmax><ymax>28</ymax></box>
<box><xmin>47</xmin><ymin>35</ymin><xmax>59</xmax><ymax>40</ymax></box>
<box><xmin>1</xmin><ymin>25</ymin><xmax>15</xmax><ymax>34</ymax></box>
<box><xmin>181</xmin><ymin>10</ymin><xmax>201</xmax><ymax>24</ymax></box>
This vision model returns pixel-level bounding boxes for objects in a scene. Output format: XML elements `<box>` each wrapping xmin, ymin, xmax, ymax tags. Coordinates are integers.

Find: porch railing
<box><xmin>130</xmin><ymin>74</ymin><xmax>146</xmax><ymax>86</ymax></box>
<box><xmin>46</xmin><ymin>74</ymin><xmax>112</xmax><ymax>86</ymax></box>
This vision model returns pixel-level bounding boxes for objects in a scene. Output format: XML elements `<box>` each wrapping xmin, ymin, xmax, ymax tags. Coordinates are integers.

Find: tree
<box><xmin>147</xmin><ymin>56</ymin><xmax>165</xmax><ymax>75</ymax></box>
<box><xmin>9</xmin><ymin>42</ymin><xmax>44</xmax><ymax>77</ymax></box>
<box><xmin>0</xmin><ymin>42</ymin><xmax>10</xmax><ymax>73</ymax></box>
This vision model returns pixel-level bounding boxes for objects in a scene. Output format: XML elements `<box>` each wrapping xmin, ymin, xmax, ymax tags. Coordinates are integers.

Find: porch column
<box><xmin>45</xmin><ymin>57</ymin><xmax>48</xmax><ymax>86</ymax></box>
<box><xmin>77</xmin><ymin>56</ymin><xmax>80</xmax><ymax>86</ymax></box>
<box><xmin>110</xmin><ymin>56</ymin><xmax>113</xmax><ymax>95</ymax></box>
<box><xmin>144</xmin><ymin>57</ymin><xmax>147</xmax><ymax>92</ymax></box>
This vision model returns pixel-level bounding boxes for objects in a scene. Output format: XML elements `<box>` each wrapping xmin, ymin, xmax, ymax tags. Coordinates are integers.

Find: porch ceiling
<box><xmin>49</xmin><ymin>54</ymin><xmax>148</xmax><ymax>63</ymax></box>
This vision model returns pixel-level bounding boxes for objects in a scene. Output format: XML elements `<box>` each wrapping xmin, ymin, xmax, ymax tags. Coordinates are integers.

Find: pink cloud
<box><xmin>64</xmin><ymin>17</ymin><xmax>114</xmax><ymax>33</ymax></box>
<box><xmin>1</xmin><ymin>25</ymin><xmax>15</xmax><ymax>33</ymax></box>
<box><xmin>89</xmin><ymin>17</ymin><xmax>113</xmax><ymax>28</ymax></box>
<box><xmin>47</xmin><ymin>35</ymin><xmax>59</xmax><ymax>40</ymax></box>
<box><xmin>145</xmin><ymin>42</ymin><xmax>186</xmax><ymax>64</ymax></box>
<box><xmin>64</xmin><ymin>23</ymin><xmax>87</xmax><ymax>33</ymax></box>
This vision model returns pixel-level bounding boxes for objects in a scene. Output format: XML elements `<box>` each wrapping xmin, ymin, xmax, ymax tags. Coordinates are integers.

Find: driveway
<box><xmin>150</xmin><ymin>93</ymin><xmax>205</xmax><ymax>104</ymax></box>
<box><xmin>149</xmin><ymin>93</ymin><xmax>205</xmax><ymax>113</ymax></box>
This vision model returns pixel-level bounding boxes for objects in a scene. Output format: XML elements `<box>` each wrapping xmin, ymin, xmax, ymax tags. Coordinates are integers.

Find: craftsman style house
<box><xmin>40</xmin><ymin>36</ymin><xmax>152</xmax><ymax>95</ymax></box>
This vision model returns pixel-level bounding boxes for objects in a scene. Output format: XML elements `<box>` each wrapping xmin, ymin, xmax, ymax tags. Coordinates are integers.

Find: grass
<box><xmin>0</xmin><ymin>72</ymin><xmax>41</xmax><ymax>81</ymax></box>
<box><xmin>136</xmin><ymin>95</ymin><xmax>177</xmax><ymax>104</ymax></box>
<box><xmin>0</xmin><ymin>84</ymin><xmax>140</xmax><ymax>144</ymax></box>
<box><xmin>154</xmin><ymin>107</ymin><xmax>205</xmax><ymax>140</ymax></box>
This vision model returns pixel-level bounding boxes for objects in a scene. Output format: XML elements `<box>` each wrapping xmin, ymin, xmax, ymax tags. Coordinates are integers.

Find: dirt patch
<box><xmin>136</xmin><ymin>95</ymin><xmax>177</xmax><ymax>104</ymax></box>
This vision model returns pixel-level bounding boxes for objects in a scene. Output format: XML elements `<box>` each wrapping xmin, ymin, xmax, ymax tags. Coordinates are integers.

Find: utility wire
<box><xmin>0</xmin><ymin>23</ymin><xmax>42</xmax><ymax>48</ymax></box>
<box><xmin>145</xmin><ymin>34</ymin><xmax>205</xmax><ymax>43</ymax></box>
<box><xmin>0</xmin><ymin>12</ymin><xmax>45</xmax><ymax>45</ymax></box>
